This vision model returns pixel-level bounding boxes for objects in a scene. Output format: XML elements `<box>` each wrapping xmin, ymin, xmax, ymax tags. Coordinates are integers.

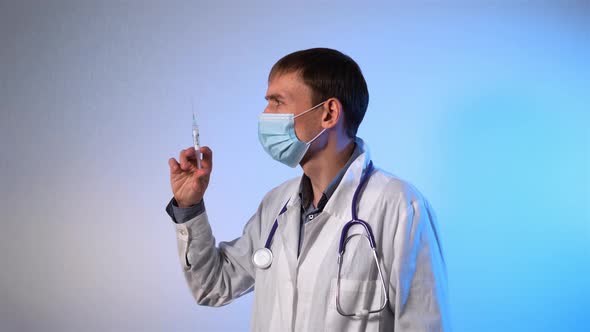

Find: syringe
<box><xmin>192</xmin><ymin>112</ymin><xmax>201</xmax><ymax>169</ymax></box>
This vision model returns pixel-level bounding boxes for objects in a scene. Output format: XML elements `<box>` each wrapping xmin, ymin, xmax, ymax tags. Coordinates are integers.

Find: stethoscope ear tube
<box><xmin>351</xmin><ymin>161</ymin><xmax>374</xmax><ymax>221</ymax></box>
<box><xmin>339</xmin><ymin>161</ymin><xmax>377</xmax><ymax>254</ymax></box>
<box><xmin>336</xmin><ymin>161</ymin><xmax>390</xmax><ymax>316</ymax></box>
<box><xmin>338</xmin><ymin>219</ymin><xmax>377</xmax><ymax>254</ymax></box>
<box><xmin>336</xmin><ymin>236</ymin><xmax>390</xmax><ymax>317</ymax></box>
<box><xmin>252</xmin><ymin>160</ymin><xmax>387</xmax><ymax>316</ymax></box>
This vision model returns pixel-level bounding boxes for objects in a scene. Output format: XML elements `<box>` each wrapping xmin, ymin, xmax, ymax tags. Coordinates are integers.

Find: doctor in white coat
<box><xmin>166</xmin><ymin>48</ymin><xmax>450</xmax><ymax>331</ymax></box>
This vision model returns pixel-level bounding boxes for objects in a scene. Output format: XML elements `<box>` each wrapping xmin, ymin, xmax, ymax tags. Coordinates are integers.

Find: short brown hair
<box><xmin>269</xmin><ymin>48</ymin><xmax>369</xmax><ymax>138</ymax></box>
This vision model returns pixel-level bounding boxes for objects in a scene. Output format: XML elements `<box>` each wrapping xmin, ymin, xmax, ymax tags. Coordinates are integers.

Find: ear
<box><xmin>321</xmin><ymin>98</ymin><xmax>343</xmax><ymax>129</ymax></box>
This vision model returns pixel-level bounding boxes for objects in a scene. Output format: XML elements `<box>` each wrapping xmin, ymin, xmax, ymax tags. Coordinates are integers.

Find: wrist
<box><xmin>175</xmin><ymin>198</ymin><xmax>199</xmax><ymax>208</ymax></box>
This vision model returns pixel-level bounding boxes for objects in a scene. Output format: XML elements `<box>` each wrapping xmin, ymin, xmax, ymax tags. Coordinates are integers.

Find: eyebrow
<box><xmin>264</xmin><ymin>93</ymin><xmax>286</xmax><ymax>102</ymax></box>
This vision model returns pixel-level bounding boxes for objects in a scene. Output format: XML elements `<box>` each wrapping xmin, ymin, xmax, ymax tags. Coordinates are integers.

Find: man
<box><xmin>166</xmin><ymin>48</ymin><xmax>450</xmax><ymax>331</ymax></box>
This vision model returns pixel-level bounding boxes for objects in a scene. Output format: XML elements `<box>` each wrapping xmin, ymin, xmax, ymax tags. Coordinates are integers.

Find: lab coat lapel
<box><xmin>323</xmin><ymin>138</ymin><xmax>372</xmax><ymax>222</ymax></box>
<box><xmin>264</xmin><ymin>191</ymin><xmax>300</xmax><ymax>331</ymax></box>
<box><xmin>276</xmin><ymin>193</ymin><xmax>301</xmax><ymax>284</ymax></box>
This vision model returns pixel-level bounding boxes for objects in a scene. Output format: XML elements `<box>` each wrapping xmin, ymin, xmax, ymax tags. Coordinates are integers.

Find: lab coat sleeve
<box><xmin>166</xmin><ymin>198</ymin><xmax>206</xmax><ymax>224</ymax></box>
<box><xmin>390</xmin><ymin>196</ymin><xmax>451</xmax><ymax>331</ymax></box>
<box><xmin>173</xmin><ymin>201</ymin><xmax>263</xmax><ymax>307</ymax></box>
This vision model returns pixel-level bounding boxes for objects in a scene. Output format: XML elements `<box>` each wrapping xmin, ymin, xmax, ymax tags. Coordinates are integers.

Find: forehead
<box><xmin>266</xmin><ymin>71</ymin><xmax>312</xmax><ymax>102</ymax></box>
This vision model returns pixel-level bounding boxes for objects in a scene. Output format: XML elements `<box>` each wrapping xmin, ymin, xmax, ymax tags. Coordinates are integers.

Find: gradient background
<box><xmin>1</xmin><ymin>1</ymin><xmax>588</xmax><ymax>331</ymax></box>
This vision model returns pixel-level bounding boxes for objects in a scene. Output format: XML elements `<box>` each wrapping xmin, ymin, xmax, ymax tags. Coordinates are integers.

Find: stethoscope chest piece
<box><xmin>252</xmin><ymin>247</ymin><xmax>273</xmax><ymax>269</ymax></box>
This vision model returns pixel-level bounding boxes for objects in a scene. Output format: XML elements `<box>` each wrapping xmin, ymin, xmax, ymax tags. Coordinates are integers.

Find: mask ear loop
<box><xmin>306</xmin><ymin>128</ymin><xmax>327</xmax><ymax>144</ymax></box>
<box><xmin>294</xmin><ymin>101</ymin><xmax>328</xmax><ymax>144</ymax></box>
<box><xmin>294</xmin><ymin>101</ymin><xmax>326</xmax><ymax>119</ymax></box>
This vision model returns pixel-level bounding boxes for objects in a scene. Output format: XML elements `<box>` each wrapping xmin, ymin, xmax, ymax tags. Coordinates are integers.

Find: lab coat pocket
<box><xmin>326</xmin><ymin>278</ymin><xmax>382</xmax><ymax>332</ymax></box>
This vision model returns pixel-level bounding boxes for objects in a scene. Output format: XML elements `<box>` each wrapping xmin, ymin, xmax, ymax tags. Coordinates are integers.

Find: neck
<box><xmin>302</xmin><ymin>135</ymin><xmax>355</xmax><ymax>207</ymax></box>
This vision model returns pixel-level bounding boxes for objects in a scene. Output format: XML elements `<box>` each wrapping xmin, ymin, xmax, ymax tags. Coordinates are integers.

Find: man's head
<box><xmin>267</xmin><ymin>48</ymin><xmax>369</xmax><ymax>139</ymax></box>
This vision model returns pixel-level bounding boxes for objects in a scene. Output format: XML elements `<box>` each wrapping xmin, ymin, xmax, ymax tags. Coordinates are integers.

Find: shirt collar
<box><xmin>299</xmin><ymin>141</ymin><xmax>363</xmax><ymax>211</ymax></box>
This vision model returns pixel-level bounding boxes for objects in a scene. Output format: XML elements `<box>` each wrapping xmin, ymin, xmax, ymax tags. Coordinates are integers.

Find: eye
<box><xmin>269</xmin><ymin>97</ymin><xmax>282</xmax><ymax>107</ymax></box>
<box><xmin>264</xmin><ymin>95</ymin><xmax>284</xmax><ymax>109</ymax></box>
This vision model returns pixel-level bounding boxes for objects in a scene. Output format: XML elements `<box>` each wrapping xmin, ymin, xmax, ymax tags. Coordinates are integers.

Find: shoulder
<box><xmin>368</xmin><ymin>167</ymin><xmax>432</xmax><ymax>211</ymax></box>
<box><xmin>366</xmin><ymin>167</ymin><xmax>441</xmax><ymax>248</ymax></box>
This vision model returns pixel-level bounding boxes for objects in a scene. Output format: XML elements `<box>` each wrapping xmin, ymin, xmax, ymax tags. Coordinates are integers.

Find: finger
<box><xmin>180</xmin><ymin>147</ymin><xmax>196</xmax><ymax>160</ymax></box>
<box><xmin>185</xmin><ymin>146</ymin><xmax>196</xmax><ymax>158</ymax></box>
<box><xmin>200</xmin><ymin>146</ymin><xmax>213</xmax><ymax>170</ymax></box>
<box><xmin>179</xmin><ymin>148</ymin><xmax>197</xmax><ymax>171</ymax></box>
<box><xmin>168</xmin><ymin>158</ymin><xmax>181</xmax><ymax>174</ymax></box>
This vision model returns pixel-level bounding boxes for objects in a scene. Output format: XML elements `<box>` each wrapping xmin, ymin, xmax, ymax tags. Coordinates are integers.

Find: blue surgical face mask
<box><xmin>258</xmin><ymin>101</ymin><xmax>327</xmax><ymax>167</ymax></box>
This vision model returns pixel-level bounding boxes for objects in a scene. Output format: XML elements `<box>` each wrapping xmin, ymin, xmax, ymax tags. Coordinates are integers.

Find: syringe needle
<box><xmin>192</xmin><ymin>109</ymin><xmax>201</xmax><ymax>169</ymax></box>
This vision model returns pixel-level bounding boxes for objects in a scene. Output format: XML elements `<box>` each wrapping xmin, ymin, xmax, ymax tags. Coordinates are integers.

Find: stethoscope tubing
<box><xmin>339</xmin><ymin>161</ymin><xmax>375</xmax><ymax>254</ymax></box>
<box><xmin>253</xmin><ymin>160</ymin><xmax>389</xmax><ymax>316</ymax></box>
<box><xmin>262</xmin><ymin>161</ymin><xmax>376</xmax><ymax>256</ymax></box>
<box><xmin>264</xmin><ymin>201</ymin><xmax>289</xmax><ymax>249</ymax></box>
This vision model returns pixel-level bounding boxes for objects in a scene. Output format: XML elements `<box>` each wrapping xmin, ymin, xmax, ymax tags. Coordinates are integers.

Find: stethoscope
<box><xmin>251</xmin><ymin>161</ymin><xmax>390</xmax><ymax>317</ymax></box>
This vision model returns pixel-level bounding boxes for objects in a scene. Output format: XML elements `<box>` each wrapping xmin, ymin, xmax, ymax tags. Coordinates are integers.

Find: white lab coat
<box><xmin>173</xmin><ymin>139</ymin><xmax>450</xmax><ymax>331</ymax></box>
